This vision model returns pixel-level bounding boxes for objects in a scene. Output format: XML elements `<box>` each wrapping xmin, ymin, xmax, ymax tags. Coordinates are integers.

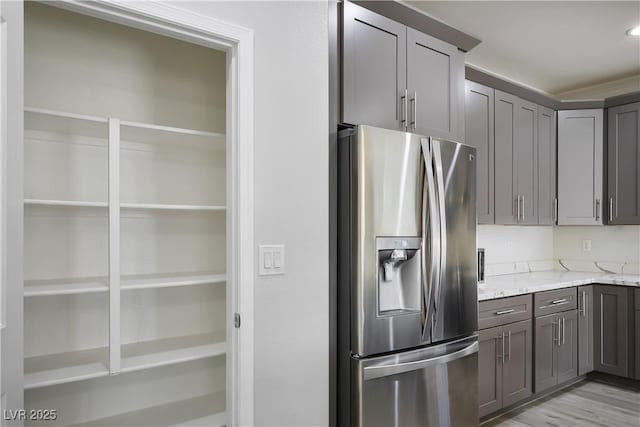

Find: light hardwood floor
<box><xmin>482</xmin><ymin>377</ymin><xmax>640</xmax><ymax>427</ymax></box>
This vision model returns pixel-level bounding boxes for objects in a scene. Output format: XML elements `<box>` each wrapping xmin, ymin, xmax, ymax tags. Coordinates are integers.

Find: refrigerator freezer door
<box><xmin>352</xmin><ymin>336</ymin><xmax>479</xmax><ymax>427</ymax></box>
<box><xmin>430</xmin><ymin>138</ymin><xmax>478</xmax><ymax>343</ymax></box>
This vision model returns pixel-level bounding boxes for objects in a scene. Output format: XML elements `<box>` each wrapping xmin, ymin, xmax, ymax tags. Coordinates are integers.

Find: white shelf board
<box><xmin>121</xmin><ymin>203</ymin><xmax>226</xmax><ymax>212</ymax></box>
<box><xmin>121</xmin><ymin>334</ymin><xmax>226</xmax><ymax>374</ymax></box>
<box><xmin>172</xmin><ymin>411</ymin><xmax>226</xmax><ymax>427</ymax></box>
<box><xmin>24</xmin><ymin>276</ymin><xmax>109</xmax><ymax>297</ymax></box>
<box><xmin>24</xmin><ymin>347</ymin><xmax>109</xmax><ymax>390</ymax></box>
<box><xmin>25</xmin><ymin>199</ymin><xmax>108</xmax><ymax>208</ymax></box>
<box><xmin>25</xmin><ymin>107</ymin><xmax>108</xmax><ymax>140</ymax></box>
<box><xmin>71</xmin><ymin>394</ymin><xmax>226</xmax><ymax>427</ymax></box>
<box><xmin>121</xmin><ymin>272</ymin><xmax>226</xmax><ymax>291</ymax></box>
<box><xmin>121</xmin><ymin>120</ymin><xmax>225</xmax><ymax>147</ymax></box>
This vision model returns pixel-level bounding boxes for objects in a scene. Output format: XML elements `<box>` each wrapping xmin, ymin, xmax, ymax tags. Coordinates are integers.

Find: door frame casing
<box><xmin>9</xmin><ymin>1</ymin><xmax>255</xmax><ymax>425</ymax></box>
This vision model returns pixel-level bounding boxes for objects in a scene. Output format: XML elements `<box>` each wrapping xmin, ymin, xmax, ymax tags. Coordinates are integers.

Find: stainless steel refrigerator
<box><xmin>338</xmin><ymin>125</ymin><xmax>479</xmax><ymax>427</ymax></box>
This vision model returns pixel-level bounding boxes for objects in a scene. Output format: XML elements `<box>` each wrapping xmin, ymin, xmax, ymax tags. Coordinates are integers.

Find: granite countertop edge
<box><xmin>477</xmin><ymin>272</ymin><xmax>640</xmax><ymax>302</ymax></box>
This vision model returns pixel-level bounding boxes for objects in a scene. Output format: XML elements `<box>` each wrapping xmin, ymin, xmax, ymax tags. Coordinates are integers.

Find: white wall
<box><xmin>477</xmin><ymin>225</ymin><xmax>554</xmax><ymax>275</ymax></box>
<box><xmin>479</xmin><ymin>225</ymin><xmax>640</xmax><ymax>276</ymax></box>
<box><xmin>554</xmin><ymin>226</ymin><xmax>640</xmax><ymax>274</ymax></box>
<box><xmin>172</xmin><ymin>2</ymin><xmax>329</xmax><ymax>426</ymax></box>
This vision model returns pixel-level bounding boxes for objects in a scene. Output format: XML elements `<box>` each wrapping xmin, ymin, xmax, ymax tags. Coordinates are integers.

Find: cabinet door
<box><xmin>494</xmin><ymin>90</ymin><xmax>518</xmax><ymax>225</ymax></box>
<box><xmin>534</xmin><ymin>313</ymin><xmax>557</xmax><ymax>393</ymax></box>
<box><xmin>514</xmin><ymin>99</ymin><xmax>538</xmax><ymax>224</ymax></box>
<box><xmin>478</xmin><ymin>326</ymin><xmax>503</xmax><ymax>418</ymax></box>
<box><xmin>608</xmin><ymin>102</ymin><xmax>640</xmax><ymax>225</ymax></box>
<box><xmin>465</xmin><ymin>81</ymin><xmax>494</xmax><ymax>224</ymax></box>
<box><xmin>556</xmin><ymin>310</ymin><xmax>578</xmax><ymax>384</ymax></box>
<box><xmin>578</xmin><ymin>286</ymin><xmax>594</xmax><ymax>375</ymax></box>
<box><xmin>502</xmin><ymin>320</ymin><xmax>532</xmax><ymax>407</ymax></box>
<box><xmin>342</xmin><ymin>1</ymin><xmax>407</xmax><ymax>130</ymax></box>
<box><xmin>557</xmin><ymin>109</ymin><xmax>604</xmax><ymax>225</ymax></box>
<box><xmin>406</xmin><ymin>28</ymin><xmax>464</xmax><ymax>141</ymax></box>
<box><xmin>594</xmin><ymin>285</ymin><xmax>629</xmax><ymax>377</ymax></box>
<box><xmin>635</xmin><ymin>310</ymin><xmax>640</xmax><ymax>380</ymax></box>
<box><xmin>538</xmin><ymin>106</ymin><xmax>557</xmax><ymax>225</ymax></box>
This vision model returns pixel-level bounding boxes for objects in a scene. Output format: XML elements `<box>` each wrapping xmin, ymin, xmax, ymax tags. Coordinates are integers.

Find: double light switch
<box><xmin>259</xmin><ymin>245</ymin><xmax>285</xmax><ymax>276</ymax></box>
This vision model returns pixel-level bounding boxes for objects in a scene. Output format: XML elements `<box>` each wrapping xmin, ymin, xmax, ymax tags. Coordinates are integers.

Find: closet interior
<box><xmin>23</xmin><ymin>3</ymin><xmax>229</xmax><ymax>425</ymax></box>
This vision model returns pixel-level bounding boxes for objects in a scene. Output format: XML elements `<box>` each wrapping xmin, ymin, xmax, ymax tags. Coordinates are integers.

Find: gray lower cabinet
<box><xmin>636</xmin><ymin>289</ymin><xmax>640</xmax><ymax>380</ymax></box>
<box><xmin>577</xmin><ymin>285</ymin><xmax>594</xmax><ymax>375</ymax></box>
<box><xmin>494</xmin><ymin>90</ymin><xmax>538</xmax><ymax>225</ymax></box>
<box><xmin>479</xmin><ymin>325</ymin><xmax>503</xmax><ymax>417</ymax></box>
<box><xmin>342</xmin><ymin>1</ymin><xmax>464</xmax><ymax>141</ymax></box>
<box><xmin>342</xmin><ymin>1</ymin><xmax>406</xmax><ymax>130</ymax></box>
<box><xmin>557</xmin><ymin>109</ymin><xmax>604</xmax><ymax>225</ymax></box>
<box><xmin>607</xmin><ymin>101</ymin><xmax>640</xmax><ymax>225</ymax></box>
<box><xmin>465</xmin><ymin>81</ymin><xmax>494</xmax><ymax>224</ymax></box>
<box><xmin>479</xmin><ymin>319</ymin><xmax>532</xmax><ymax>417</ymax></box>
<box><xmin>537</xmin><ymin>106</ymin><xmax>557</xmax><ymax>225</ymax></box>
<box><xmin>534</xmin><ymin>310</ymin><xmax>578</xmax><ymax>393</ymax></box>
<box><xmin>594</xmin><ymin>285</ymin><xmax>629</xmax><ymax>377</ymax></box>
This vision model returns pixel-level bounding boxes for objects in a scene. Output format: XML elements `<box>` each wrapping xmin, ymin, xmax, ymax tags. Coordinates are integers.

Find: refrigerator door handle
<box><xmin>431</xmin><ymin>140</ymin><xmax>447</xmax><ymax>334</ymax></box>
<box><xmin>363</xmin><ymin>341</ymin><xmax>478</xmax><ymax>381</ymax></box>
<box><xmin>420</xmin><ymin>138</ymin><xmax>439</xmax><ymax>341</ymax></box>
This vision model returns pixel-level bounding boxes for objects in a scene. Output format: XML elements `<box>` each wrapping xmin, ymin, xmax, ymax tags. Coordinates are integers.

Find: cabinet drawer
<box><xmin>635</xmin><ymin>289</ymin><xmax>640</xmax><ymax>311</ymax></box>
<box><xmin>534</xmin><ymin>288</ymin><xmax>577</xmax><ymax>317</ymax></box>
<box><xmin>479</xmin><ymin>295</ymin><xmax>532</xmax><ymax>329</ymax></box>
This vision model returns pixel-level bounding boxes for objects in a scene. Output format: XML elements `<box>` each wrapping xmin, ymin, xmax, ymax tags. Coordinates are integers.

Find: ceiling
<box><xmin>407</xmin><ymin>1</ymin><xmax>640</xmax><ymax>99</ymax></box>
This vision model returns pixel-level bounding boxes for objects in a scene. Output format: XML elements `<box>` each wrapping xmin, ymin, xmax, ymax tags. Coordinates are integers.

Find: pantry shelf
<box><xmin>121</xmin><ymin>272</ymin><xmax>226</xmax><ymax>291</ymax></box>
<box><xmin>120</xmin><ymin>333</ymin><xmax>226</xmax><ymax>374</ymax></box>
<box><xmin>24</xmin><ymin>277</ymin><xmax>109</xmax><ymax>297</ymax></box>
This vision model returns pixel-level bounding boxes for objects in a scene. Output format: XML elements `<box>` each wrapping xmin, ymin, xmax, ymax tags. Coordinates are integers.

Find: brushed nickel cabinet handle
<box><xmin>410</xmin><ymin>91</ymin><xmax>417</xmax><ymax>130</ymax></box>
<box><xmin>507</xmin><ymin>330</ymin><xmax>511</xmax><ymax>361</ymax></box>
<box><xmin>521</xmin><ymin>196</ymin><xmax>525</xmax><ymax>220</ymax></box>
<box><xmin>551</xmin><ymin>298</ymin><xmax>567</xmax><ymax>305</ymax></box>
<box><xmin>400</xmin><ymin>89</ymin><xmax>408</xmax><ymax>130</ymax></box>
<box><xmin>553</xmin><ymin>198</ymin><xmax>558</xmax><ymax>223</ymax></box>
<box><xmin>562</xmin><ymin>317</ymin><xmax>566</xmax><ymax>345</ymax></box>
<box><xmin>496</xmin><ymin>309</ymin><xmax>515</xmax><ymax>315</ymax></box>
<box><xmin>595</xmin><ymin>198</ymin><xmax>601</xmax><ymax>221</ymax></box>
<box><xmin>609</xmin><ymin>197</ymin><xmax>614</xmax><ymax>223</ymax></box>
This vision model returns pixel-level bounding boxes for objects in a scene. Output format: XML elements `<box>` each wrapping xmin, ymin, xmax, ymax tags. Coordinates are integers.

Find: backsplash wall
<box><xmin>478</xmin><ymin>225</ymin><xmax>640</xmax><ymax>276</ymax></box>
<box><xmin>553</xmin><ymin>226</ymin><xmax>640</xmax><ymax>275</ymax></box>
<box><xmin>477</xmin><ymin>225</ymin><xmax>554</xmax><ymax>276</ymax></box>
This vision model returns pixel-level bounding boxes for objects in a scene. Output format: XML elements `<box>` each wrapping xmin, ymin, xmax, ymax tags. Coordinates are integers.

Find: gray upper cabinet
<box><xmin>538</xmin><ymin>106</ymin><xmax>557</xmax><ymax>225</ymax></box>
<box><xmin>594</xmin><ymin>285</ymin><xmax>629</xmax><ymax>377</ymax></box>
<box><xmin>578</xmin><ymin>285</ymin><xmax>594</xmax><ymax>375</ymax></box>
<box><xmin>557</xmin><ymin>109</ymin><xmax>604</xmax><ymax>225</ymax></box>
<box><xmin>342</xmin><ymin>1</ymin><xmax>406</xmax><ymax>130</ymax></box>
<box><xmin>514</xmin><ymin>99</ymin><xmax>538</xmax><ymax>225</ymax></box>
<box><xmin>495</xmin><ymin>90</ymin><xmax>518</xmax><ymax>225</ymax></box>
<box><xmin>495</xmin><ymin>90</ymin><xmax>539</xmax><ymax>225</ymax></box>
<box><xmin>607</xmin><ymin>102</ymin><xmax>640</xmax><ymax>225</ymax></box>
<box><xmin>342</xmin><ymin>2</ymin><xmax>464</xmax><ymax>140</ymax></box>
<box><xmin>465</xmin><ymin>81</ymin><xmax>494</xmax><ymax>224</ymax></box>
<box><xmin>407</xmin><ymin>28</ymin><xmax>465</xmax><ymax>141</ymax></box>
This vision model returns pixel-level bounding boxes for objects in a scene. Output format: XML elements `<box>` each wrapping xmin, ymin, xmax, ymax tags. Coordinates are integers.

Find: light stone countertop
<box><xmin>478</xmin><ymin>271</ymin><xmax>640</xmax><ymax>301</ymax></box>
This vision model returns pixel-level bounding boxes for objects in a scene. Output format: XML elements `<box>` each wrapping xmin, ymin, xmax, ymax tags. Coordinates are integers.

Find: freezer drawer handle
<box><xmin>495</xmin><ymin>309</ymin><xmax>515</xmax><ymax>315</ymax></box>
<box><xmin>362</xmin><ymin>341</ymin><xmax>478</xmax><ymax>381</ymax></box>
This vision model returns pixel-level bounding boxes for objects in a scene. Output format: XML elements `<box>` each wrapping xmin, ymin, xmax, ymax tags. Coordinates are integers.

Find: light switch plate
<box><xmin>259</xmin><ymin>245</ymin><xmax>285</xmax><ymax>276</ymax></box>
<box><xmin>582</xmin><ymin>239</ymin><xmax>592</xmax><ymax>252</ymax></box>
